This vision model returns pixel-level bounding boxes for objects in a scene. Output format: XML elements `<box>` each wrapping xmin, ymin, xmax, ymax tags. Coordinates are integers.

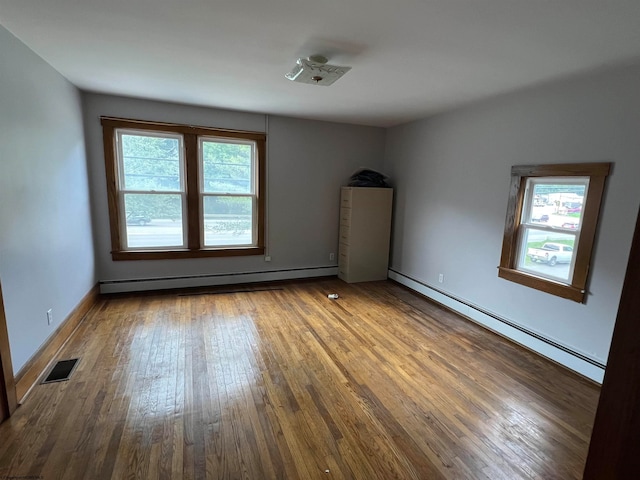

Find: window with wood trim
<box><xmin>498</xmin><ymin>163</ymin><xmax>611</xmax><ymax>302</ymax></box>
<box><xmin>101</xmin><ymin>117</ymin><xmax>266</xmax><ymax>260</ymax></box>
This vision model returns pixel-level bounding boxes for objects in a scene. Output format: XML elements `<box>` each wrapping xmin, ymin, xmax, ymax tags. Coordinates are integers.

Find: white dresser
<box><xmin>338</xmin><ymin>187</ymin><xmax>393</xmax><ymax>283</ymax></box>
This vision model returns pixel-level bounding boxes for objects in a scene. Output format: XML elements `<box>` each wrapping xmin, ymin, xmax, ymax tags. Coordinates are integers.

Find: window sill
<box><xmin>498</xmin><ymin>267</ymin><xmax>585</xmax><ymax>303</ymax></box>
<box><xmin>111</xmin><ymin>247</ymin><xmax>265</xmax><ymax>261</ymax></box>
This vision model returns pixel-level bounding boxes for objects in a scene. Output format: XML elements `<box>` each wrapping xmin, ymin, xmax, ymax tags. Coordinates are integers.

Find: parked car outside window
<box><xmin>126</xmin><ymin>213</ymin><xmax>151</xmax><ymax>226</ymax></box>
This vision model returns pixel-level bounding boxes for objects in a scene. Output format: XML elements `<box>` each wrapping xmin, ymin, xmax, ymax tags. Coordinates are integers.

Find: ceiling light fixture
<box><xmin>285</xmin><ymin>55</ymin><xmax>351</xmax><ymax>86</ymax></box>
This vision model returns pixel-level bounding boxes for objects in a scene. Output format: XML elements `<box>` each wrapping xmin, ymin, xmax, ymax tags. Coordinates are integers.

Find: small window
<box><xmin>101</xmin><ymin>118</ymin><xmax>266</xmax><ymax>260</ymax></box>
<box><xmin>498</xmin><ymin>163</ymin><xmax>611</xmax><ymax>302</ymax></box>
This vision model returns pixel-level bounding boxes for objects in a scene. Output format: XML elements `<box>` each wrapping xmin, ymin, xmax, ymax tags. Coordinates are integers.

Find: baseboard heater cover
<box><xmin>388</xmin><ymin>269</ymin><xmax>606</xmax><ymax>384</ymax></box>
<box><xmin>42</xmin><ymin>358</ymin><xmax>79</xmax><ymax>384</ymax></box>
<box><xmin>100</xmin><ymin>266</ymin><xmax>339</xmax><ymax>294</ymax></box>
<box><xmin>178</xmin><ymin>287</ymin><xmax>284</xmax><ymax>296</ymax></box>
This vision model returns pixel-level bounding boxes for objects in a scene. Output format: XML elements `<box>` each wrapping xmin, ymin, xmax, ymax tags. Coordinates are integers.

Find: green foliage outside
<box><xmin>121</xmin><ymin>133</ymin><xmax>254</xmax><ymax>219</ymax></box>
<box><xmin>201</xmin><ymin>141</ymin><xmax>251</xmax><ymax>194</ymax></box>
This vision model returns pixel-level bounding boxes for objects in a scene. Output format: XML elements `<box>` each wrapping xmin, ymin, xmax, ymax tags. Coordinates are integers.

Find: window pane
<box><xmin>120</xmin><ymin>133</ymin><xmax>182</xmax><ymax>191</ymax></box>
<box><xmin>525</xmin><ymin>179</ymin><xmax>587</xmax><ymax>230</ymax></box>
<box><xmin>203</xmin><ymin>196</ymin><xmax>253</xmax><ymax>246</ymax></box>
<box><xmin>517</xmin><ymin>228</ymin><xmax>577</xmax><ymax>283</ymax></box>
<box><xmin>123</xmin><ymin>193</ymin><xmax>184</xmax><ymax>248</ymax></box>
<box><xmin>201</xmin><ymin>140</ymin><xmax>253</xmax><ymax>194</ymax></box>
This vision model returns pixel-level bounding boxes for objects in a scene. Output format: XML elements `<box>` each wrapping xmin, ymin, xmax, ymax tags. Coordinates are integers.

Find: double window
<box><xmin>498</xmin><ymin>163</ymin><xmax>610</xmax><ymax>302</ymax></box>
<box><xmin>101</xmin><ymin>118</ymin><xmax>265</xmax><ymax>260</ymax></box>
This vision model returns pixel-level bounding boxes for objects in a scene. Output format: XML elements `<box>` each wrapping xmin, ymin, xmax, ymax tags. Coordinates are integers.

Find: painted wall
<box><xmin>0</xmin><ymin>26</ymin><xmax>95</xmax><ymax>373</ymax></box>
<box><xmin>82</xmin><ymin>93</ymin><xmax>386</xmax><ymax>287</ymax></box>
<box><xmin>384</xmin><ymin>64</ymin><xmax>640</xmax><ymax>366</ymax></box>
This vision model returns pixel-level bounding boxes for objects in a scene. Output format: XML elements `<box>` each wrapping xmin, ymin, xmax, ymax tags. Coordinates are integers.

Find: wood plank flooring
<box><xmin>0</xmin><ymin>278</ymin><xmax>600</xmax><ymax>479</ymax></box>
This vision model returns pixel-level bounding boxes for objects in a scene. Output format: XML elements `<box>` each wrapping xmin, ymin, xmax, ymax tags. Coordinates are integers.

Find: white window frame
<box><xmin>514</xmin><ymin>177</ymin><xmax>589</xmax><ymax>284</ymax></box>
<box><xmin>198</xmin><ymin>136</ymin><xmax>258</xmax><ymax>248</ymax></box>
<box><xmin>115</xmin><ymin>129</ymin><xmax>187</xmax><ymax>250</ymax></box>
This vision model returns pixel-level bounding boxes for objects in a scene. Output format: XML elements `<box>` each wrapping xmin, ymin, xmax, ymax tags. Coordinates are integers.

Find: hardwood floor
<box><xmin>0</xmin><ymin>278</ymin><xmax>600</xmax><ymax>479</ymax></box>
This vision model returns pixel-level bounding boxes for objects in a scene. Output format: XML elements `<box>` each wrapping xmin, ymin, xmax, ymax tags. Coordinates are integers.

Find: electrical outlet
<box><xmin>329</xmin><ymin>252</ymin><xmax>335</xmax><ymax>261</ymax></box>
<box><xmin>47</xmin><ymin>309</ymin><xmax>53</xmax><ymax>325</ymax></box>
<box><xmin>264</xmin><ymin>255</ymin><xmax>271</xmax><ymax>262</ymax></box>
<box><xmin>438</xmin><ymin>274</ymin><xmax>444</xmax><ymax>284</ymax></box>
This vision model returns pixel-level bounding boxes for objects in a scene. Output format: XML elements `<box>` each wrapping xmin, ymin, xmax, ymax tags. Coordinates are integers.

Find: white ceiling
<box><xmin>2</xmin><ymin>0</ymin><xmax>640</xmax><ymax>127</ymax></box>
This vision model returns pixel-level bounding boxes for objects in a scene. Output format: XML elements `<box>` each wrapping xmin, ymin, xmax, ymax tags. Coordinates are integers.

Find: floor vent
<box><xmin>42</xmin><ymin>358</ymin><xmax>79</xmax><ymax>384</ymax></box>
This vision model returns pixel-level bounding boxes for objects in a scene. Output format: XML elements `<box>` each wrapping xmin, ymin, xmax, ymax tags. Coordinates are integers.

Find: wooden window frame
<box><xmin>498</xmin><ymin>163</ymin><xmax>611</xmax><ymax>303</ymax></box>
<box><xmin>101</xmin><ymin>117</ymin><xmax>266</xmax><ymax>261</ymax></box>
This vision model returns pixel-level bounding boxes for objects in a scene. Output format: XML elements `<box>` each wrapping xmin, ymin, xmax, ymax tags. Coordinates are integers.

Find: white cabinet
<box><xmin>338</xmin><ymin>187</ymin><xmax>393</xmax><ymax>283</ymax></box>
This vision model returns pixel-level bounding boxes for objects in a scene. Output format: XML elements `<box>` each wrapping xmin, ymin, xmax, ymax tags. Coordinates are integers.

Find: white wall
<box><xmin>0</xmin><ymin>26</ymin><xmax>95</xmax><ymax>373</ymax></box>
<box><xmin>384</xmin><ymin>64</ymin><xmax>640</xmax><ymax>371</ymax></box>
<box><xmin>82</xmin><ymin>93</ymin><xmax>385</xmax><ymax>289</ymax></box>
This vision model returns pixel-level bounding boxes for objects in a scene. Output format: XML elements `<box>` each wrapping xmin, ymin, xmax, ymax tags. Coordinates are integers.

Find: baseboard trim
<box><xmin>15</xmin><ymin>284</ymin><xmax>100</xmax><ymax>402</ymax></box>
<box><xmin>388</xmin><ymin>270</ymin><xmax>606</xmax><ymax>384</ymax></box>
<box><xmin>100</xmin><ymin>266</ymin><xmax>339</xmax><ymax>294</ymax></box>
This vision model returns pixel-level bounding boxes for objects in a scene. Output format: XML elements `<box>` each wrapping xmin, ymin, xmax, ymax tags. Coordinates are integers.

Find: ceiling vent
<box><xmin>285</xmin><ymin>55</ymin><xmax>351</xmax><ymax>86</ymax></box>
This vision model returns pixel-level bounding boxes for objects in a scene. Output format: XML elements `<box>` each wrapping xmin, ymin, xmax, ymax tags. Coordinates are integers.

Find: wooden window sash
<box><xmin>498</xmin><ymin>162</ymin><xmax>611</xmax><ymax>303</ymax></box>
<box><xmin>101</xmin><ymin>117</ymin><xmax>266</xmax><ymax>260</ymax></box>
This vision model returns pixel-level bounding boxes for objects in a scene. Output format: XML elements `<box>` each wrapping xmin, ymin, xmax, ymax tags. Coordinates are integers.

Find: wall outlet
<box><xmin>47</xmin><ymin>308</ymin><xmax>53</xmax><ymax>325</ymax></box>
<box><xmin>438</xmin><ymin>273</ymin><xmax>444</xmax><ymax>284</ymax></box>
<box><xmin>329</xmin><ymin>252</ymin><xmax>335</xmax><ymax>261</ymax></box>
<box><xmin>264</xmin><ymin>255</ymin><xmax>271</xmax><ymax>262</ymax></box>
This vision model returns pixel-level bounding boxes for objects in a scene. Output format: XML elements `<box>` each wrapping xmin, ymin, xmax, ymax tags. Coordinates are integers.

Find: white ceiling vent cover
<box><xmin>285</xmin><ymin>55</ymin><xmax>351</xmax><ymax>86</ymax></box>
